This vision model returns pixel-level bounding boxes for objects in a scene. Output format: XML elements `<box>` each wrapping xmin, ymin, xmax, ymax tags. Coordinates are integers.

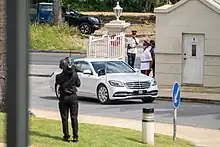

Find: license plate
<box><xmin>138</xmin><ymin>90</ymin><xmax>143</xmax><ymax>94</ymax></box>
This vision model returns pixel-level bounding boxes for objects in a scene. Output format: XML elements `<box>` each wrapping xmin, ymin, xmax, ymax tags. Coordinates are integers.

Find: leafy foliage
<box><xmin>32</xmin><ymin>0</ymin><xmax>170</xmax><ymax>12</ymax></box>
<box><xmin>30</xmin><ymin>23</ymin><xmax>85</xmax><ymax>50</ymax></box>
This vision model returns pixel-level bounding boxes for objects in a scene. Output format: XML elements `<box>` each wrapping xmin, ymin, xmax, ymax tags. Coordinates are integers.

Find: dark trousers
<box><xmin>127</xmin><ymin>53</ymin><xmax>136</xmax><ymax>68</ymax></box>
<box><xmin>59</xmin><ymin>94</ymin><xmax>79</xmax><ymax>139</ymax></box>
<box><xmin>151</xmin><ymin>60</ymin><xmax>155</xmax><ymax>78</ymax></box>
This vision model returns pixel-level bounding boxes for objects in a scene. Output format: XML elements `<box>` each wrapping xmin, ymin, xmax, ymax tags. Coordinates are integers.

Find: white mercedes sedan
<box><xmin>50</xmin><ymin>58</ymin><xmax>158</xmax><ymax>104</ymax></box>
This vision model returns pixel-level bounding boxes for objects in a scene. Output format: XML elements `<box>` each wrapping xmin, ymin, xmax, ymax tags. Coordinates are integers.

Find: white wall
<box><xmin>155</xmin><ymin>0</ymin><xmax>220</xmax><ymax>87</ymax></box>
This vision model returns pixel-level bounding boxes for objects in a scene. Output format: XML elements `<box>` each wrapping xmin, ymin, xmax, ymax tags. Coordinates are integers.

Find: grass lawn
<box><xmin>30</xmin><ymin>23</ymin><xmax>86</xmax><ymax>50</ymax></box>
<box><xmin>0</xmin><ymin>113</ymin><xmax>193</xmax><ymax>147</ymax></box>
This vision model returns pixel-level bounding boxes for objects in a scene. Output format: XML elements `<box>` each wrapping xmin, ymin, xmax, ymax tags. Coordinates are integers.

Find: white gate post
<box><xmin>107</xmin><ymin>34</ymin><xmax>110</xmax><ymax>58</ymax></box>
<box><xmin>87</xmin><ymin>2</ymin><xmax>131</xmax><ymax>59</ymax></box>
<box><xmin>121</xmin><ymin>32</ymin><xmax>126</xmax><ymax>61</ymax></box>
<box><xmin>87</xmin><ymin>36</ymin><xmax>92</xmax><ymax>58</ymax></box>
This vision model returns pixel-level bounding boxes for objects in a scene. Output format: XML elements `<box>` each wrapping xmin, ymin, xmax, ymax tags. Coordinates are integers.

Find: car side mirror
<box><xmin>134</xmin><ymin>68</ymin><xmax>140</xmax><ymax>72</ymax></box>
<box><xmin>83</xmin><ymin>69</ymin><xmax>92</xmax><ymax>75</ymax></box>
<box><xmin>97</xmin><ymin>69</ymin><xmax>106</xmax><ymax>76</ymax></box>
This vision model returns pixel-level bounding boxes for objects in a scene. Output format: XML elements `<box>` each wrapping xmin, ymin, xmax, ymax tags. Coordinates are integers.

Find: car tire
<box><xmin>141</xmin><ymin>97</ymin><xmax>155</xmax><ymax>103</ymax></box>
<box><xmin>79</xmin><ymin>23</ymin><xmax>91</xmax><ymax>34</ymax></box>
<box><xmin>97</xmin><ymin>84</ymin><xmax>110</xmax><ymax>104</ymax></box>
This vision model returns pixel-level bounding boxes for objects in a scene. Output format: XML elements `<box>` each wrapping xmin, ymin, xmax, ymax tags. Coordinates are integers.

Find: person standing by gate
<box><xmin>140</xmin><ymin>40</ymin><xmax>152</xmax><ymax>76</ymax></box>
<box><xmin>149</xmin><ymin>40</ymin><xmax>156</xmax><ymax>78</ymax></box>
<box><xmin>55</xmin><ymin>58</ymin><xmax>81</xmax><ymax>143</ymax></box>
<box><xmin>127</xmin><ymin>30</ymin><xmax>139</xmax><ymax>68</ymax></box>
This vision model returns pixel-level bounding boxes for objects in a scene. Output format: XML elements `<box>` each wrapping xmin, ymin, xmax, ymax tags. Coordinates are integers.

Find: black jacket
<box><xmin>55</xmin><ymin>69</ymin><xmax>81</xmax><ymax>95</ymax></box>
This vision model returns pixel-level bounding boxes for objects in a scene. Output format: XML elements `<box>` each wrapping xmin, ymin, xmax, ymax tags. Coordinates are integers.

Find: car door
<box><xmin>79</xmin><ymin>61</ymin><xmax>98</xmax><ymax>97</ymax></box>
<box><xmin>67</xmin><ymin>11</ymin><xmax>80</xmax><ymax>26</ymax></box>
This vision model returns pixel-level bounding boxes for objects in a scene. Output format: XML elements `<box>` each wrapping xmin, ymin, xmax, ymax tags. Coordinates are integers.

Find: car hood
<box><xmin>106</xmin><ymin>73</ymin><xmax>153</xmax><ymax>82</ymax></box>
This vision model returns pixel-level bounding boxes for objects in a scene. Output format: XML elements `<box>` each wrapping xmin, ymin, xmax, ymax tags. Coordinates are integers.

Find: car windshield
<box><xmin>91</xmin><ymin>61</ymin><xmax>135</xmax><ymax>74</ymax></box>
<box><xmin>70</xmin><ymin>9</ymin><xmax>81</xmax><ymax>15</ymax></box>
<box><xmin>40</xmin><ymin>5</ymin><xmax>53</xmax><ymax>11</ymax></box>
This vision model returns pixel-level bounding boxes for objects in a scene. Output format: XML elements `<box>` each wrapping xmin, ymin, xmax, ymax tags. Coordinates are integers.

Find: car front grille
<box><xmin>125</xmin><ymin>81</ymin><xmax>151</xmax><ymax>89</ymax></box>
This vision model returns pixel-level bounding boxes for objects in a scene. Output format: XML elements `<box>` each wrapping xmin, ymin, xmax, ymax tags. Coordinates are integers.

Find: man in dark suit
<box><xmin>55</xmin><ymin>58</ymin><xmax>81</xmax><ymax>143</ymax></box>
<box><xmin>150</xmin><ymin>40</ymin><xmax>155</xmax><ymax>78</ymax></box>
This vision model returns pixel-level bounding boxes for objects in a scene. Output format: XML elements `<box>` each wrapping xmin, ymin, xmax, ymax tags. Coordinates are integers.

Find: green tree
<box><xmin>53</xmin><ymin>0</ymin><xmax>63</xmax><ymax>24</ymax></box>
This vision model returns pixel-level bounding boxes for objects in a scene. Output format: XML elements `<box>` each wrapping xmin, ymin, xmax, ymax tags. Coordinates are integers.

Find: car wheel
<box><xmin>141</xmin><ymin>97</ymin><xmax>155</xmax><ymax>103</ymax></box>
<box><xmin>79</xmin><ymin>23</ymin><xmax>91</xmax><ymax>34</ymax></box>
<box><xmin>97</xmin><ymin>84</ymin><xmax>110</xmax><ymax>104</ymax></box>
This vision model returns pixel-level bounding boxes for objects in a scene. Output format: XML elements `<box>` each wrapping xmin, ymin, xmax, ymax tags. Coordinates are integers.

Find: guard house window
<box><xmin>192</xmin><ymin>44</ymin><xmax>196</xmax><ymax>56</ymax></box>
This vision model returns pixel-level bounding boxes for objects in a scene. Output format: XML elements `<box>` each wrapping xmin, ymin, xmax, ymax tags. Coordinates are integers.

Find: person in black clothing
<box><xmin>149</xmin><ymin>40</ymin><xmax>155</xmax><ymax>78</ymax></box>
<box><xmin>55</xmin><ymin>58</ymin><xmax>81</xmax><ymax>143</ymax></box>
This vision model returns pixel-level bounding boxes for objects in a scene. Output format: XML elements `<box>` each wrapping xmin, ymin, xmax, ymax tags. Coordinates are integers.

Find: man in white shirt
<box><xmin>140</xmin><ymin>41</ymin><xmax>152</xmax><ymax>76</ymax></box>
<box><xmin>127</xmin><ymin>30</ymin><xmax>139</xmax><ymax>68</ymax></box>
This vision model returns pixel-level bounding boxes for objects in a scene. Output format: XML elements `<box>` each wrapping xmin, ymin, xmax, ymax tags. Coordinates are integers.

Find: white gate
<box><xmin>87</xmin><ymin>32</ymin><xmax>126</xmax><ymax>60</ymax></box>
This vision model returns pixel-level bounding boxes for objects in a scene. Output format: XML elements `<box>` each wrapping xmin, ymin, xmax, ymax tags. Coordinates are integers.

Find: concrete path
<box><xmin>31</xmin><ymin>108</ymin><xmax>220</xmax><ymax>147</ymax></box>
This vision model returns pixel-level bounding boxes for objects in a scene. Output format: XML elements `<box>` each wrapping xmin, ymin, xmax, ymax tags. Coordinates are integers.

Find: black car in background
<box><xmin>62</xmin><ymin>8</ymin><xmax>101</xmax><ymax>34</ymax></box>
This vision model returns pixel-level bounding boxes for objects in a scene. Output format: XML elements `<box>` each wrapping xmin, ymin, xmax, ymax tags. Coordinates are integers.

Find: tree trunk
<box><xmin>53</xmin><ymin>0</ymin><xmax>63</xmax><ymax>24</ymax></box>
<box><xmin>0</xmin><ymin>0</ymin><xmax>5</xmax><ymax>112</ymax></box>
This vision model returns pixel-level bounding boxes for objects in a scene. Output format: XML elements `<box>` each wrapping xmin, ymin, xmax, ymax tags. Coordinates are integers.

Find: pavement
<box><xmin>158</xmin><ymin>89</ymin><xmax>220</xmax><ymax>104</ymax></box>
<box><xmin>28</xmin><ymin>108</ymin><xmax>220</xmax><ymax>147</ymax></box>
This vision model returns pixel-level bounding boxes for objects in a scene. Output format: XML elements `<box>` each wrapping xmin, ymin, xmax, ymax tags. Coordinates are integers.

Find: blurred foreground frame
<box><xmin>5</xmin><ymin>0</ymin><xmax>30</xmax><ymax>147</ymax></box>
<box><xmin>0</xmin><ymin>0</ymin><xmax>5</xmax><ymax>112</ymax></box>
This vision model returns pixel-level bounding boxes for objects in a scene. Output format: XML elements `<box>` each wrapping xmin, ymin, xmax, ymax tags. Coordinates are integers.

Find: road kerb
<box><xmin>29</xmin><ymin>49</ymin><xmax>86</xmax><ymax>54</ymax></box>
<box><xmin>157</xmin><ymin>96</ymin><xmax>220</xmax><ymax>104</ymax></box>
<box><xmin>28</xmin><ymin>73</ymin><xmax>54</xmax><ymax>77</ymax></box>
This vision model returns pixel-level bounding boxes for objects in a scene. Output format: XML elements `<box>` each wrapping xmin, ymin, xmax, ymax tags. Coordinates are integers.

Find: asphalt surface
<box><xmin>30</xmin><ymin>76</ymin><xmax>220</xmax><ymax>130</ymax></box>
<box><xmin>29</xmin><ymin>52</ymin><xmax>142</xmax><ymax>68</ymax></box>
<box><xmin>29</xmin><ymin>53</ymin><xmax>220</xmax><ymax>130</ymax></box>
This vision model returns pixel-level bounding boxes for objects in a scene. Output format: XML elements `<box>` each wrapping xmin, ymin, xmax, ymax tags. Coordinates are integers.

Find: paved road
<box><xmin>29</xmin><ymin>52</ymin><xmax>142</xmax><ymax>68</ymax></box>
<box><xmin>30</xmin><ymin>52</ymin><xmax>85</xmax><ymax>65</ymax></box>
<box><xmin>30</xmin><ymin>76</ymin><xmax>220</xmax><ymax>130</ymax></box>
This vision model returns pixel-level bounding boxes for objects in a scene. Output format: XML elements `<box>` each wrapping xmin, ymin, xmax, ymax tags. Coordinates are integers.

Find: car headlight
<box><xmin>151</xmin><ymin>79</ymin><xmax>157</xmax><ymax>86</ymax></box>
<box><xmin>109</xmin><ymin>80</ymin><xmax>124</xmax><ymax>87</ymax></box>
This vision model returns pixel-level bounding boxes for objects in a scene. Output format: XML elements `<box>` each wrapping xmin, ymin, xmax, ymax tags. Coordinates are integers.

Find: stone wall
<box><xmin>81</xmin><ymin>12</ymin><xmax>156</xmax><ymax>24</ymax></box>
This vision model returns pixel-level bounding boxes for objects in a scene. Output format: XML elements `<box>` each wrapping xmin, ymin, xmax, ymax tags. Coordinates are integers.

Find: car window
<box><xmin>74</xmin><ymin>61</ymin><xmax>82</xmax><ymax>72</ymax></box>
<box><xmin>91</xmin><ymin>61</ymin><xmax>135</xmax><ymax>74</ymax></box>
<box><xmin>74</xmin><ymin>61</ymin><xmax>92</xmax><ymax>73</ymax></box>
<box><xmin>91</xmin><ymin>62</ymin><xmax>105</xmax><ymax>73</ymax></box>
<box><xmin>81</xmin><ymin>62</ymin><xmax>92</xmax><ymax>71</ymax></box>
<box><xmin>40</xmin><ymin>5</ymin><xmax>53</xmax><ymax>11</ymax></box>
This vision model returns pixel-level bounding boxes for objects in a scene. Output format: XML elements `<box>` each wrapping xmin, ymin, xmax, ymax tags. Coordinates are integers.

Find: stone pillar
<box><xmin>104</xmin><ymin>20</ymin><xmax>130</xmax><ymax>36</ymax></box>
<box><xmin>104</xmin><ymin>20</ymin><xmax>130</xmax><ymax>61</ymax></box>
<box><xmin>103</xmin><ymin>2</ymin><xmax>131</xmax><ymax>61</ymax></box>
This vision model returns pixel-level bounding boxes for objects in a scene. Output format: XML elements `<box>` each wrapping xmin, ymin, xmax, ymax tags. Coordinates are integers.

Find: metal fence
<box><xmin>87</xmin><ymin>32</ymin><xmax>126</xmax><ymax>60</ymax></box>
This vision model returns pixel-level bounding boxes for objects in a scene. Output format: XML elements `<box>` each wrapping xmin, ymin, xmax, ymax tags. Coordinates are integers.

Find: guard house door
<box><xmin>182</xmin><ymin>34</ymin><xmax>204</xmax><ymax>85</ymax></box>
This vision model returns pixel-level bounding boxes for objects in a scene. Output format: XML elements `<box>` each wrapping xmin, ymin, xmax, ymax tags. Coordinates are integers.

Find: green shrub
<box><xmin>30</xmin><ymin>23</ymin><xmax>85</xmax><ymax>50</ymax></box>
